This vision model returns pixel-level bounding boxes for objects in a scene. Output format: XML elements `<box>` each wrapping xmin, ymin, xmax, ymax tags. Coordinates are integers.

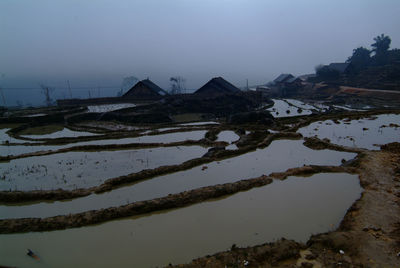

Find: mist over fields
<box><xmin>1</xmin><ymin>0</ymin><xmax>399</xmax><ymax>106</ymax></box>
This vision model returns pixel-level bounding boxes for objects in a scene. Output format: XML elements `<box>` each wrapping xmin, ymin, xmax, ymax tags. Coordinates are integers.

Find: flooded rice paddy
<box><xmin>1</xmin><ymin>129</ymin><xmax>42</xmax><ymax>144</ymax></box>
<box><xmin>0</xmin><ymin>146</ymin><xmax>208</xmax><ymax>191</ymax></box>
<box><xmin>0</xmin><ymin>173</ymin><xmax>362</xmax><ymax>268</ymax></box>
<box><xmin>0</xmin><ymin>139</ymin><xmax>356</xmax><ymax>219</ymax></box>
<box><xmin>1</xmin><ymin>109</ymin><xmax>386</xmax><ymax>267</ymax></box>
<box><xmin>298</xmin><ymin>113</ymin><xmax>400</xmax><ymax>150</ymax></box>
<box><xmin>20</xmin><ymin>128</ymin><xmax>100</xmax><ymax>139</ymax></box>
<box><xmin>216</xmin><ymin>130</ymin><xmax>239</xmax><ymax>143</ymax></box>
<box><xmin>86</xmin><ymin>103</ymin><xmax>136</xmax><ymax>113</ymax></box>
<box><xmin>267</xmin><ymin>99</ymin><xmax>313</xmax><ymax>117</ymax></box>
<box><xmin>0</xmin><ymin>130</ymin><xmax>207</xmax><ymax>157</ymax></box>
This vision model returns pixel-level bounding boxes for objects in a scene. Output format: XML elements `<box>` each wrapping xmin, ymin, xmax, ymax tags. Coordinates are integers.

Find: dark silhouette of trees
<box><xmin>371</xmin><ymin>34</ymin><xmax>391</xmax><ymax>65</ymax></box>
<box><xmin>347</xmin><ymin>47</ymin><xmax>371</xmax><ymax>71</ymax></box>
<box><xmin>371</xmin><ymin>34</ymin><xmax>391</xmax><ymax>56</ymax></box>
<box><xmin>315</xmin><ymin>65</ymin><xmax>340</xmax><ymax>80</ymax></box>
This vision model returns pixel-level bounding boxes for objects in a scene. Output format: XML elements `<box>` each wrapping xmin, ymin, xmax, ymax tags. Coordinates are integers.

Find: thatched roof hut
<box><xmin>123</xmin><ymin>79</ymin><xmax>168</xmax><ymax>99</ymax></box>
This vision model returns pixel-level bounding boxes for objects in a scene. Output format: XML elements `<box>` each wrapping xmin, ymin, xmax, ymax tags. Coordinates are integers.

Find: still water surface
<box><xmin>0</xmin><ymin>173</ymin><xmax>362</xmax><ymax>268</ymax></box>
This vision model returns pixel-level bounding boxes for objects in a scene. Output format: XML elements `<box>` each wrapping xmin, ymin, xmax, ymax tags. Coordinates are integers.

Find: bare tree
<box><xmin>39</xmin><ymin>83</ymin><xmax>54</xmax><ymax>106</ymax></box>
<box><xmin>0</xmin><ymin>87</ymin><xmax>6</xmax><ymax>105</ymax></box>
<box><xmin>169</xmin><ymin>76</ymin><xmax>186</xmax><ymax>94</ymax></box>
<box><xmin>118</xmin><ymin>76</ymin><xmax>138</xmax><ymax>96</ymax></box>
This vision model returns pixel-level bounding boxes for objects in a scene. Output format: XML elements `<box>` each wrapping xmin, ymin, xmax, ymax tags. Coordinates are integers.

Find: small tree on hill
<box><xmin>371</xmin><ymin>34</ymin><xmax>391</xmax><ymax>65</ymax></box>
<box><xmin>372</xmin><ymin>34</ymin><xmax>391</xmax><ymax>56</ymax></box>
<box><xmin>347</xmin><ymin>47</ymin><xmax>371</xmax><ymax>72</ymax></box>
<box><xmin>118</xmin><ymin>76</ymin><xmax>138</xmax><ymax>96</ymax></box>
<box><xmin>39</xmin><ymin>83</ymin><xmax>54</xmax><ymax>106</ymax></box>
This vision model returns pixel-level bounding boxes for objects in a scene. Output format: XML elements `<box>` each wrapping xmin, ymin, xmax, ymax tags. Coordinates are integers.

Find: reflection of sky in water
<box><xmin>267</xmin><ymin>99</ymin><xmax>313</xmax><ymax>118</ymax></box>
<box><xmin>0</xmin><ymin>146</ymin><xmax>207</xmax><ymax>191</ymax></box>
<box><xmin>21</xmin><ymin>128</ymin><xmax>99</xmax><ymax>139</ymax></box>
<box><xmin>0</xmin><ymin>173</ymin><xmax>362</xmax><ymax>268</ymax></box>
<box><xmin>0</xmin><ymin>139</ymin><xmax>356</xmax><ymax>219</ymax></box>
<box><xmin>0</xmin><ymin>130</ymin><xmax>207</xmax><ymax>156</ymax></box>
<box><xmin>87</xmin><ymin>103</ymin><xmax>136</xmax><ymax>113</ymax></box>
<box><xmin>216</xmin><ymin>130</ymin><xmax>239</xmax><ymax>143</ymax></box>
<box><xmin>298</xmin><ymin>114</ymin><xmax>400</xmax><ymax>150</ymax></box>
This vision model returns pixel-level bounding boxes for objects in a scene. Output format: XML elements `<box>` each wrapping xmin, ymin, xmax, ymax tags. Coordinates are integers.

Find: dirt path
<box><xmin>340</xmin><ymin>86</ymin><xmax>400</xmax><ymax>95</ymax></box>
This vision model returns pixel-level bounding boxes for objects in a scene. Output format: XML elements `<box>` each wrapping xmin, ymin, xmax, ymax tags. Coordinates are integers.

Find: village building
<box><xmin>273</xmin><ymin>73</ymin><xmax>295</xmax><ymax>85</ymax></box>
<box><xmin>123</xmin><ymin>79</ymin><xmax>168</xmax><ymax>100</ymax></box>
<box><xmin>194</xmin><ymin>77</ymin><xmax>241</xmax><ymax>96</ymax></box>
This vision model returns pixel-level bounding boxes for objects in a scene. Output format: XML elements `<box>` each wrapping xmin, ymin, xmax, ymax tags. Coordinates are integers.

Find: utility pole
<box><xmin>246</xmin><ymin>79</ymin><xmax>249</xmax><ymax>90</ymax></box>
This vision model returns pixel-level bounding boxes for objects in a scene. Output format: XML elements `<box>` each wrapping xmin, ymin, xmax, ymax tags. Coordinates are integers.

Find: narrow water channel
<box><xmin>0</xmin><ymin>173</ymin><xmax>362</xmax><ymax>268</ymax></box>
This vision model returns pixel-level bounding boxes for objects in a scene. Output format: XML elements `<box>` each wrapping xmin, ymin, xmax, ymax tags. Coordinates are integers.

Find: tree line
<box><xmin>316</xmin><ymin>34</ymin><xmax>400</xmax><ymax>80</ymax></box>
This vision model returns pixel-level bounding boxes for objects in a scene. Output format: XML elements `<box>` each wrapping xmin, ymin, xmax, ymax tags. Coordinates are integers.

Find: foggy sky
<box><xmin>1</xmin><ymin>0</ymin><xmax>400</xmax><ymax>90</ymax></box>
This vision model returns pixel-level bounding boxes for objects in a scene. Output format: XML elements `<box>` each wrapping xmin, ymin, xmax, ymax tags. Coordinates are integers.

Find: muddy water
<box><xmin>0</xmin><ymin>173</ymin><xmax>362</xmax><ymax>268</ymax></box>
<box><xmin>86</xmin><ymin>103</ymin><xmax>136</xmax><ymax>113</ymax></box>
<box><xmin>268</xmin><ymin>99</ymin><xmax>313</xmax><ymax>117</ymax></box>
<box><xmin>0</xmin><ymin>146</ymin><xmax>208</xmax><ymax>191</ymax></box>
<box><xmin>21</xmin><ymin>128</ymin><xmax>99</xmax><ymax>139</ymax></box>
<box><xmin>216</xmin><ymin>130</ymin><xmax>239</xmax><ymax>143</ymax></box>
<box><xmin>0</xmin><ymin>139</ymin><xmax>356</xmax><ymax>219</ymax></box>
<box><xmin>298</xmin><ymin>114</ymin><xmax>400</xmax><ymax>150</ymax></box>
<box><xmin>0</xmin><ymin>130</ymin><xmax>207</xmax><ymax>156</ymax></box>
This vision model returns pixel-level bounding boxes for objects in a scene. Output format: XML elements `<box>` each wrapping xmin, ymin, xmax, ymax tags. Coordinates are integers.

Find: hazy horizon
<box><xmin>1</xmin><ymin>0</ymin><xmax>400</xmax><ymax>106</ymax></box>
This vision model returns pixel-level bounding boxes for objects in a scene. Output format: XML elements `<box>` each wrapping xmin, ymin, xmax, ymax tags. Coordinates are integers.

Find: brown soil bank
<box><xmin>170</xmin><ymin>144</ymin><xmax>400</xmax><ymax>267</ymax></box>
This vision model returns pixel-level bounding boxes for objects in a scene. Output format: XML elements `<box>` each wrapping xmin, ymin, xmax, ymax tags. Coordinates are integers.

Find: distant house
<box><xmin>123</xmin><ymin>79</ymin><xmax>168</xmax><ymax>99</ymax></box>
<box><xmin>285</xmin><ymin>76</ymin><xmax>302</xmax><ymax>85</ymax></box>
<box><xmin>194</xmin><ymin>77</ymin><xmax>241</xmax><ymax>95</ymax></box>
<box><xmin>298</xmin><ymin>74</ymin><xmax>316</xmax><ymax>81</ymax></box>
<box><xmin>256</xmin><ymin>85</ymin><xmax>271</xmax><ymax>94</ymax></box>
<box><xmin>256</xmin><ymin>85</ymin><xmax>277</xmax><ymax>98</ymax></box>
<box><xmin>273</xmin><ymin>74</ymin><xmax>295</xmax><ymax>84</ymax></box>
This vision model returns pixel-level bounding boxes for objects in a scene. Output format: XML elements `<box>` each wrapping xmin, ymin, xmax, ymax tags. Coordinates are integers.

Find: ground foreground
<box><xmin>171</xmin><ymin>144</ymin><xmax>400</xmax><ymax>267</ymax></box>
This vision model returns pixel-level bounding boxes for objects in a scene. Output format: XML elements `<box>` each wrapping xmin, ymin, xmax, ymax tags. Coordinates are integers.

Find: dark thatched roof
<box><xmin>123</xmin><ymin>79</ymin><xmax>168</xmax><ymax>98</ymax></box>
<box><xmin>194</xmin><ymin>77</ymin><xmax>240</xmax><ymax>95</ymax></box>
<box><xmin>286</xmin><ymin>77</ymin><xmax>302</xmax><ymax>84</ymax></box>
<box><xmin>273</xmin><ymin>74</ymin><xmax>294</xmax><ymax>83</ymax></box>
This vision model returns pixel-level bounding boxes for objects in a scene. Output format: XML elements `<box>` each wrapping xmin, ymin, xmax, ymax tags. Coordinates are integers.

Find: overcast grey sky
<box><xmin>1</xmin><ymin>0</ymin><xmax>400</xmax><ymax>90</ymax></box>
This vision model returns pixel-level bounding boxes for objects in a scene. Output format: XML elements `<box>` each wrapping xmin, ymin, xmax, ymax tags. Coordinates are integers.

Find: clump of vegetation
<box><xmin>314</xmin><ymin>34</ymin><xmax>400</xmax><ymax>90</ymax></box>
